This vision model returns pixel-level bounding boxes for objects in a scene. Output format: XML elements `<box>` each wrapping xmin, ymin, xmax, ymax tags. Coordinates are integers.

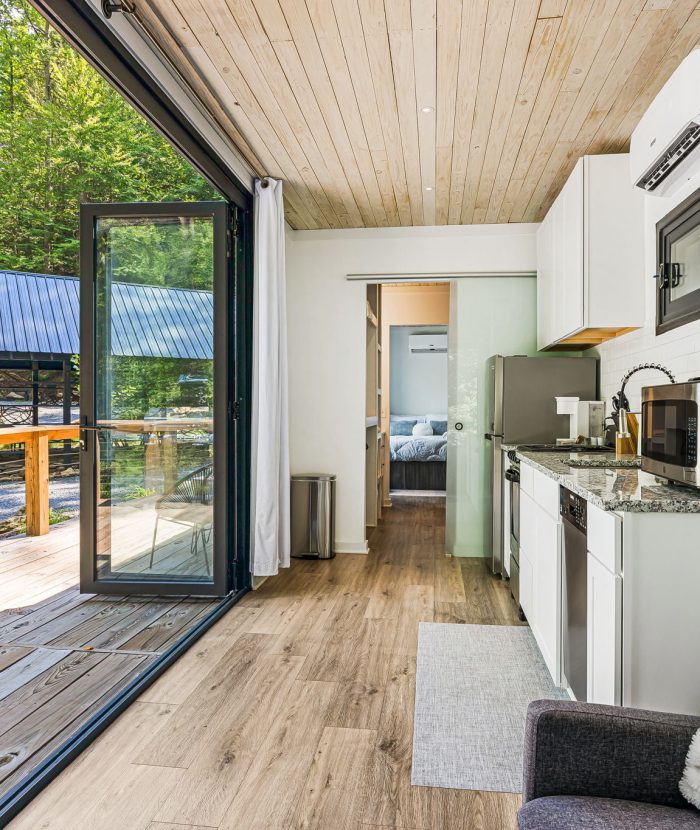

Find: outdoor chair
<box><xmin>150</xmin><ymin>462</ymin><xmax>213</xmax><ymax>576</ymax></box>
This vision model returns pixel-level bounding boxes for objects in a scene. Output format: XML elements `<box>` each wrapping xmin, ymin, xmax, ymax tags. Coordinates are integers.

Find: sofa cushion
<box><xmin>518</xmin><ymin>796</ymin><xmax>700</xmax><ymax>830</ymax></box>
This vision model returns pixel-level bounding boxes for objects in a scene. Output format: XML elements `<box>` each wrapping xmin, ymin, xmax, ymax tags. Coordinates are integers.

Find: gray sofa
<box><xmin>518</xmin><ymin>700</ymin><xmax>700</xmax><ymax>829</ymax></box>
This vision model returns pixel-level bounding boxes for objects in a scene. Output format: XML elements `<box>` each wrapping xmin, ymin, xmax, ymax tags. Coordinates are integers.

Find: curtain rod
<box><xmin>345</xmin><ymin>271</ymin><xmax>537</xmax><ymax>283</ymax></box>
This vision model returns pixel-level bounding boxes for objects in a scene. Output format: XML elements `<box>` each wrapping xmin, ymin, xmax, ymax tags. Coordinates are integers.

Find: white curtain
<box><xmin>250</xmin><ymin>178</ymin><xmax>290</xmax><ymax>576</ymax></box>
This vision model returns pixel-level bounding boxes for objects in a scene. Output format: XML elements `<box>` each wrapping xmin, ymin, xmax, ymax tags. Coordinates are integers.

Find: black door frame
<box><xmin>80</xmin><ymin>200</ymin><xmax>232</xmax><ymax>596</ymax></box>
<box><xmin>0</xmin><ymin>2</ymin><xmax>254</xmax><ymax>822</ymax></box>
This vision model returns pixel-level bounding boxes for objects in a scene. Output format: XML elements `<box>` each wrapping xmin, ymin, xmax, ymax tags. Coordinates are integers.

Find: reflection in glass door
<box><xmin>80</xmin><ymin>203</ymin><xmax>231</xmax><ymax>595</ymax></box>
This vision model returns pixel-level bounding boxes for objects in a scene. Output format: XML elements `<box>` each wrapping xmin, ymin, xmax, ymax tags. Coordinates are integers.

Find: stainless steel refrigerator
<box><xmin>486</xmin><ymin>355</ymin><xmax>597</xmax><ymax>575</ymax></box>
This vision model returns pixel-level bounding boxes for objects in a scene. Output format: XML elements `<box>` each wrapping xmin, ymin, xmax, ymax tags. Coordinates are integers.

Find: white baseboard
<box><xmin>335</xmin><ymin>540</ymin><xmax>369</xmax><ymax>555</ymax></box>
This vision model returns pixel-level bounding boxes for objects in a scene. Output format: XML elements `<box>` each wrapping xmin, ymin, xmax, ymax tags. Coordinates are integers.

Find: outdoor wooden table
<box><xmin>0</xmin><ymin>424</ymin><xmax>80</xmax><ymax>536</ymax></box>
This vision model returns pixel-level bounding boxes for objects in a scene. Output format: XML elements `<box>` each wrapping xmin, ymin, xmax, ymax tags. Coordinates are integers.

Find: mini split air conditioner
<box><xmin>630</xmin><ymin>48</ymin><xmax>700</xmax><ymax>197</ymax></box>
<box><xmin>409</xmin><ymin>334</ymin><xmax>447</xmax><ymax>354</ymax></box>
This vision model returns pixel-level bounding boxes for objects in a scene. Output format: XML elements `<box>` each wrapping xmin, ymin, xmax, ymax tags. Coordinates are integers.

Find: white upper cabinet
<box><xmin>536</xmin><ymin>154</ymin><xmax>644</xmax><ymax>351</ymax></box>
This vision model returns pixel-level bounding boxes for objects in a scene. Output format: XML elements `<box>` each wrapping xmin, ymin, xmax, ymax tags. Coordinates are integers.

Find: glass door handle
<box><xmin>79</xmin><ymin>424</ymin><xmax>116</xmax><ymax>451</ymax></box>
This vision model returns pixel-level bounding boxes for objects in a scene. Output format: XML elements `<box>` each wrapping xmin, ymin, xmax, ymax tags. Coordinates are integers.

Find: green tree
<box><xmin>0</xmin><ymin>0</ymin><xmax>219</xmax><ymax>278</ymax></box>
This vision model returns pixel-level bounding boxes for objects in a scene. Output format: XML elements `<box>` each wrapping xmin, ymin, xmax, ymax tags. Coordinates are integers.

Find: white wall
<box><xmin>588</xmin><ymin>168</ymin><xmax>700</xmax><ymax>412</ymax></box>
<box><xmin>390</xmin><ymin>326</ymin><xmax>448</xmax><ymax>416</ymax></box>
<box><xmin>286</xmin><ymin>224</ymin><xmax>537</xmax><ymax>553</ymax></box>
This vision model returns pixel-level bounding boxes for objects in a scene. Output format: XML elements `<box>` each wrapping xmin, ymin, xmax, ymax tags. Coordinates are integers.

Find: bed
<box><xmin>389</xmin><ymin>415</ymin><xmax>447</xmax><ymax>491</ymax></box>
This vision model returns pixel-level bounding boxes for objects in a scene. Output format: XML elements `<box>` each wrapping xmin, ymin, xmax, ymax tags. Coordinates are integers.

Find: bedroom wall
<box><xmin>390</xmin><ymin>325</ymin><xmax>448</xmax><ymax>416</ymax></box>
<box><xmin>285</xmin><ymin>223</ymin><xmax>538</xmax><ymax>554</ymax></box>
<box><xmin>586</xmin><ymin>167</ymin><xmax>700</xmax><ymax>411</ymax></box>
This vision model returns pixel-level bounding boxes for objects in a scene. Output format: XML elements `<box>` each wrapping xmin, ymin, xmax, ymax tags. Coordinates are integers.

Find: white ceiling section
<box><xmin>134</xmin><ymin>0</ymin><xmax>700</xmax><ymax>229</ymax></box>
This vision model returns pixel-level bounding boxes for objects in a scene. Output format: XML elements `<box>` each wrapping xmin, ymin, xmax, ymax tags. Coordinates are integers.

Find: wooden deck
<box><xmin>0</xmin><ymin>518</ymin><xmax>219</xmax><ymax>800</ymax></box>
<box><xmin>9</xmin><ymin>496</ymin><xmax>524</xmax><ymax>829</ymax></box>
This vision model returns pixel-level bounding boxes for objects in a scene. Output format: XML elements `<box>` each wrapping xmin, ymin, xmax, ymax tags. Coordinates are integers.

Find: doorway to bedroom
<box><xmin>366</xmin><ymin>283</ymin><xmax>450</xmax><ymax>536</ymax></box>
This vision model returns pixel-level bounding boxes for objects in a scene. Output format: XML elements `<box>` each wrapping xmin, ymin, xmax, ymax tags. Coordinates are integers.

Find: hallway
<box><xmin>10</xmin><ymin>497</ymin><xmax>523</xmax><ymax>829</ymax></box>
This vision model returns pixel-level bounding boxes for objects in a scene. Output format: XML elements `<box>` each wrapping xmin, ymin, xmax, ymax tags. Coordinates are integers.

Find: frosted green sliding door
<box><xmin>445</xmin><ymin>277</ymin><xmax>537</xmax><ymax>557</ymax></box>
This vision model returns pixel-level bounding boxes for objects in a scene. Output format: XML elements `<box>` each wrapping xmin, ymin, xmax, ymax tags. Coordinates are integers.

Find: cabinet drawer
<box><xmin>520</xmin><ymin>462</ymin><xmax>535</xmax><ymax>497</ymax></box>
<box><xmin>534</xmin><ymin>469</ymin><xmax>559</xmax><ymax>519</ymax></box>
<box><xmin>587</xmin><ymin>503</ymin><xmax>621</xmax><ymax>574</ymax></box>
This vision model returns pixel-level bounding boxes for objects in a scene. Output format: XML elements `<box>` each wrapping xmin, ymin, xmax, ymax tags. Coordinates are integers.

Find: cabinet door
<box><xmin>536</xmin><ymin>212</ymin><xmax>554</xmax><ymax>350</ymax></box>
<box><xmin>520</xmin><ymin>546</ymin><xmax>535</xmax><ymax>622</ymax></box>
<box><xmin>534</xmin><ymin>509</ymin><xmax>561</xmax><ymax>683</ymax></box>
<box><xmin>587</xmin><ymin>553</ymin><xmax>622</xmax><ymax>705</ymax></box>
<box><xmin>519</xmin><ymin>492</ymin><xmax>537</xmax><ymax>621</ymax></box>
<box><xmin>559</xmin><ymin>159</ymin><xmax>585</xmax><ymax>339</ymax></box>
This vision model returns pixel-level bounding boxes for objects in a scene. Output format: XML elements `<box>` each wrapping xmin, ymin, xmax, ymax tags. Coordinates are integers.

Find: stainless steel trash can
<box><xmin>291</xmin><ymin>474</ymin><xmax>336</xmax><ymax>559</ymax></box>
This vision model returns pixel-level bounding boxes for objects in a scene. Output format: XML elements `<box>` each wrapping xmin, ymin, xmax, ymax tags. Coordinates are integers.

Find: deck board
<box><xmin>10</xmin><ymin>495</ymin><xmax>524</xmax><ymax>829</ymax></box>
<box><xmin>0</xmin><ymin>518</ymin><xmax>220</xmax><ymax>800</ymax></box>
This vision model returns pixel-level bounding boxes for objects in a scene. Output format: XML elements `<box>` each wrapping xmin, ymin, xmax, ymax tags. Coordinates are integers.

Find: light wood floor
<box><xmin>0</xmin><ymin>519</ymin><xmax>219</xmax><ymax>800</ymax></box>
<box><xmin>9</xmin><ymin>496</ymin><xmax>523</xmax><ymax>829</ymax></box>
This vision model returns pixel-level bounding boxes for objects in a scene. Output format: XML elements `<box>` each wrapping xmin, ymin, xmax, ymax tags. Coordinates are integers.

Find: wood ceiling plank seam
<box><xmin>168</xmin><ymin>4</ymin><xmax>328</xmax><ymax>229</ymax></box>
<box><xmin>175</xmin><ymin>43</ymin><xmax>320</xmax><ymax>231</ymax></box>
<box><xmin>587</xmin><ymin>0</ymin><xmax>698</xmax><ymax>153</ymax></box>
<box><xmin>378</xmin><ymin>0</ymin><xmax>424</xmax><ymax>225</ymax></box>
<box><xmin>435</xmin><ymin>0</ymin><xmax>463</xmax><ymax>225</ymax></box>
<box><xmin>526</xmin><ymin>0</ymin><xmax>649</xmax><ymax>217</ymax></box>
<box><xmin>538</xmin><ymin>0</ymin><xmax>568</xmax><ymax>16</ymax></box>
<box><xmin>174</xmin><ymin>0</ymin><xmax>339</xmax><ymax>229</ymax></box>
<box><xmin>597</xmin><ymin>8</ymin><xmax>700</xmax><ymax>154</ymax></box>
<box><xmin>471</xmin><ymin>0</ymin><xmax>541</xmax><ymax>224</ymax></box>
<box><xmin>218</xmin><ymin>0</ymin><xmax>360</xmax><ymax>228</ymax></box>
<box><xmin>459</xmin><ymin>0</ymin><xmax>517</xmax><ymax>225</ymax></box>
<box><xmin>550</xmin><ymin>3</ymin><xmax>664</xmax><ymax>187</ymax></box>
<box><xmin>240</xmin><ymin>0</ymin><xmax>370</xmax><ymax>228</ymax></box>
<box><xmin>304</xmin><ymin>0</ymin><xmax>401</xmax><ymax>226</ymax></box>
<box><xmin>494</xmin><ymin>0</ymin><xmax>596</xmax><ymax>222</ymax></box>
<box><xmin>194</xmin><ymin>8</ymin><xmax>339</xmax><ymax>229</ymax></box>
<box><xmin>412</xmin><ymin>0</ymin><xmax>437</xmax><ymax>225</ymax></box>
<box><xmin>272</xmin><ymin>0</ymin><xmax>384</xmax><ymax>226</ymax></box>
<box><xmin>136</xmin><ymin>1</ymin><xmax>267</xmax><ymax>177</ymax></box>
<box><xmin>359</xmin><ymin>0</ymin><xmax>421</xmax><ymax>225</ymax></box>
<box><xmin>533</xmin><ymin>1</ymin><xmax>674</xmax><ymax>219</ymax></box>
<box><xmin>485</xmin><ymin>15</ymin><xmax>562</xmax><ymax>222</ymax></box>
<box><xmin>329</xmin><ymin>0</ymin><xmax>411</xmax><ymax>225</ymax></box>
<box><xmin>510</xmin><ymin>0</ymin><xmax>621</xmax><ymax>221</ymax></box>
<box><xmin>447</xmin><ymin>0</ymin><xmax>489</xmax><ymax>224</ymax></box>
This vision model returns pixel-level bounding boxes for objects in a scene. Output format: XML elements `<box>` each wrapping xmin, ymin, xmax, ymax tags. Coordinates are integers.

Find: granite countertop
<box><xmin>515</xmin><ymin>450</ymin><xmax>700</xmax><ymax>513</ymax></box>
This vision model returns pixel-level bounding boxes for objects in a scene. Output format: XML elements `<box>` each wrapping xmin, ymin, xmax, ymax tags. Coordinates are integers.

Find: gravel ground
<box><xmin>0</xmin><ymin>475</ymin><xmax>80</xmax><ymax>522</ymax></box>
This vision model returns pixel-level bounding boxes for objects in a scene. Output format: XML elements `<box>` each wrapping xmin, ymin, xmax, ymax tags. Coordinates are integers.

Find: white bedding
<box><xmin>390</xmin><ymin>434</ymin><xmax>447</xmax><ymax>462</ymax></box>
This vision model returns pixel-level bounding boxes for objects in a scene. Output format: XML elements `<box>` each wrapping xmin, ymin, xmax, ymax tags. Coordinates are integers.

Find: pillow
<box><xmin>391</xmin><ymin>419</ymin><xmax>417</xmax><ymax>436</ymax></box>
<box><xmin>680</xmin><ymin>728</ymin><xmax>700</xmax><ymax>809</ymax></box>
<box><xmin>412</xmin><ymin>422</ymin><xmax>433</xmax><ymax>437</ymax></box>
<box><xmin>430</xmin><ymin>419</ymin><xmax>448</xmax><ymax>436</ymax></box>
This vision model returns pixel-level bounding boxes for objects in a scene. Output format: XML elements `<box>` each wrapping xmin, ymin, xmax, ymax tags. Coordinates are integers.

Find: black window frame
<box><xmin>656</xmin><ymin>185</ymin><xmax>700</xmax><ymax>336</ymax></box>
<box><xmin>1</xmin><ymin>1</ymin><xmax>255</xmax><ymax>822</ymax></box>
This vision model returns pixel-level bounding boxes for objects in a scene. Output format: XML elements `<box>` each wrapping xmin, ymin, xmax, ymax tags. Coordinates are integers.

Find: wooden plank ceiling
<box><xmin>135</xmin><ymin>0</ymin><xmax>700</xmax><ymax>229</ymax></box>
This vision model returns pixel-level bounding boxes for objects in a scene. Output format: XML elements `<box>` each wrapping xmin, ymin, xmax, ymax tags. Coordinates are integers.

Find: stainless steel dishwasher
<box><xmin>560</xmin><ymin>487</ymin><xmax>588</xmax><ymax>701</ymax></box>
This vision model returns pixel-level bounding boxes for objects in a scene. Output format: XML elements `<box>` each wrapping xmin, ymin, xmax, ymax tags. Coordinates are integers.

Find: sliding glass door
<box><xmin>79</xmin><ymin>202</ymin><xmax>235</xmax><ymax>595</ymax></box>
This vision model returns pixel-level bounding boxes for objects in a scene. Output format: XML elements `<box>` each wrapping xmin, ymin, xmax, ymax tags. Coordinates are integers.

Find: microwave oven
<box><xmin>641</xmin><ymin>382</ymin><xmax>698</xmax><ymax>487</ymax></box>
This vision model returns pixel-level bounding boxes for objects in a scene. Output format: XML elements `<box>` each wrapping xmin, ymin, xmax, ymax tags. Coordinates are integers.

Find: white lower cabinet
<box><xmin>587</xmin><ymin>552</ymin><xmax>622</xmax><ymax>705</ymax></box>
<box><xmin>535</xmin><ymin>508</ymin><xmax>561</xmax><ymax>683</ymax></box>
<box><xmin>519</xmin><ymin>487</ymin><xmax>561</xmax><ymax>683</ymax></box>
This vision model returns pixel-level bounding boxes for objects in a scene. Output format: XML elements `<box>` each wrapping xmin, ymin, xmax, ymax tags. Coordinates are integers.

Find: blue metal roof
<box><xmin>0</xmin><ymin>270</ymin><xmax>213</xmax><ymax>360</ymax></box>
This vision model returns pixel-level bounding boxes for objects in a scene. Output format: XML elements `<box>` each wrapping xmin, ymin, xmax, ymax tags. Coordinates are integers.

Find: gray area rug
<box><xmin>412</xmin><ymin>622</ymin><xmax>568</xmax><ymax>793</ymax></box>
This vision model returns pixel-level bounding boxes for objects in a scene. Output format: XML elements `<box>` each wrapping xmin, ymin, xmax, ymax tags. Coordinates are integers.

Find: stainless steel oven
<box><xmin>641</xmin><ymin>381</ymin><xmax>699</xmax><ymax>487</ymax></box>
<box><xmin>505</xmin><ymin>451</ymin><xmax>521</xmax><ymax>608</ymax></box>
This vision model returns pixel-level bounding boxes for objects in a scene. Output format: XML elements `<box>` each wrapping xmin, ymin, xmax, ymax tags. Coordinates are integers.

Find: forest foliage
<box><xmin>0</xmin><ymin>0</ymin><xmax>219</xmax><ymax>280</ymax></box>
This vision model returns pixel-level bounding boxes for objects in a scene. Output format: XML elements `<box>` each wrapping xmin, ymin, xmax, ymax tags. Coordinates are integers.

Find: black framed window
<box><xmin>656</xmin><ymin>186</ymin><xmax>700</xmax><ymax>335</ymax></box>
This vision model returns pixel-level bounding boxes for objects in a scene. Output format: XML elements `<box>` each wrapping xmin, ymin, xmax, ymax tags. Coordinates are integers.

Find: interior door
<box><xmin>79</xmin><ymin>202</ymin><xmax>234</xmax><ymax>595</ymax></box>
